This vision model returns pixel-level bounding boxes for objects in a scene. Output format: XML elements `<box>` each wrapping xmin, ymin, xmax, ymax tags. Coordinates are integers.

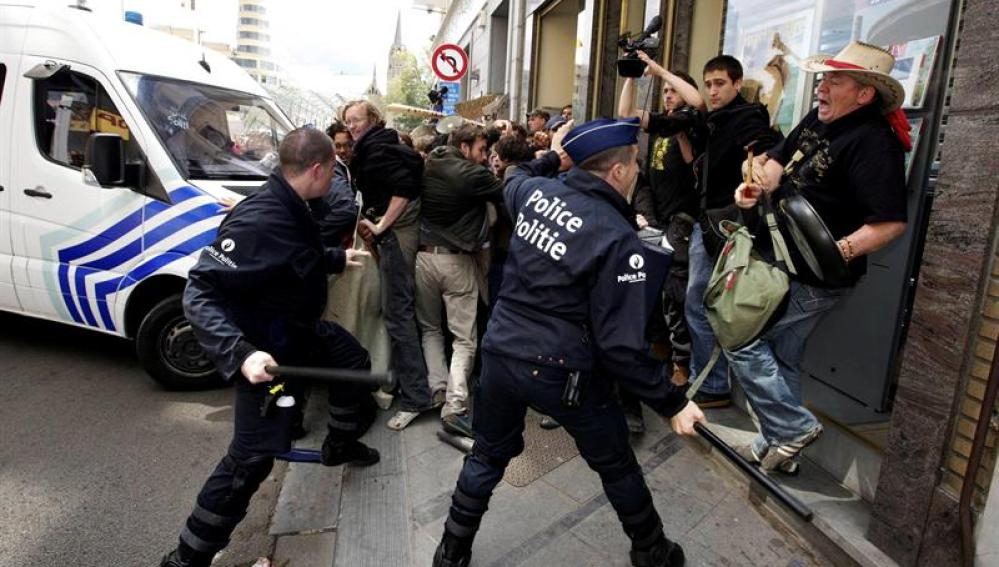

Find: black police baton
<box><xmin>693</xmin><ymin>422</ymin><xmax>813</xmax><ymax>522</ymax></box>
<box><xmin>264</xmin><ymin>365</ymin><xmax>394</xmax><ymax>388</ymax></box>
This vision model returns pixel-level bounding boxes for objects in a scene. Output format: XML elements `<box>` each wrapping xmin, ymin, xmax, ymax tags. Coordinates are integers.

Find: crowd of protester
<box><xmin>313</xmin><ymin>44</ymin><xmax>909</xmax><ymax>478</ymax></box>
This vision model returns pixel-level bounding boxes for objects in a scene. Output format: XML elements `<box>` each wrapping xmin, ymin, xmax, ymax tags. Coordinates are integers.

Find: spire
<box><xmin>392</xmin><ymin>11</ymin><xmax>403</xmax><ymax>50</ymax></box>
<box><xmin>365</xmin><ymin>64</ymin><xmax>381</xmax><ymax>96</ymax></box>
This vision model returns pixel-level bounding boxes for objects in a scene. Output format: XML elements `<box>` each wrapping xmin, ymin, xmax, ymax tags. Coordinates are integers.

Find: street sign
<box><xmin>439</xmin><ymin>81</ymin><xmax>460</xmax><ymax>115</ymax></box>
<box><xmin>431</xmin><ymin>43</ymin><xmax>468</xmax><ymax>82</ymax></box>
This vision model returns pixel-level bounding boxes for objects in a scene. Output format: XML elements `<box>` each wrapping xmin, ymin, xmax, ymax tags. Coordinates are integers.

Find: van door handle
<box><xmin>23</xmin><ymin>187</ymin><xmax>52</xmax><ymax>199</ymax></box>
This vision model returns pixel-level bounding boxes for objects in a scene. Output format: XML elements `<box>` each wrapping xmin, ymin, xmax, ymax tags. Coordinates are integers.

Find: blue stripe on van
<box><xmin>55</xmin><ymin>185</ymin><xmax>221</xmax><ymax>331</ymax></box>
<box><xmin>93</xmin><ymin>227</ymin><xmax>219</xmax><ymax>331</ymax></box>
<box><xmin>69</xmin><ymin>202</ymin><xmax>222</xmax><ymax>326</ymax></box>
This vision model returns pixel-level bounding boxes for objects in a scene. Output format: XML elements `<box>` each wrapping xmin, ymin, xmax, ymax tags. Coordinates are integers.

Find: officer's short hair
<box><xmin>279</xmin><ymin>127</ymin><xmax>333</xmax><ymax>176</ymax></box>
<box><xmin>578</xmin><ymin>145</ymin><xmax>636</xmax><ymax>173</ymax></box>
<box><xmin>449</xmin><ymin>124</ymin><xmax>486</xmax><ymax>150</ymax></box>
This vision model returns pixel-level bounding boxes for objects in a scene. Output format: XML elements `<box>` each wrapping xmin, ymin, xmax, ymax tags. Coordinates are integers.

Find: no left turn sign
<box><xmin>432</xmin><ymin>43</ymin><xmax>468</xmax><ymax>82</ymax></box>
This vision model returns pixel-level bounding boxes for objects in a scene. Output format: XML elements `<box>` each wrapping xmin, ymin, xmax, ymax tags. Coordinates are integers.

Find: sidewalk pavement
<box><xmin>223</xmin><ymin>389</ymin><xmax>835</xmax><ymax>566</ymax></box>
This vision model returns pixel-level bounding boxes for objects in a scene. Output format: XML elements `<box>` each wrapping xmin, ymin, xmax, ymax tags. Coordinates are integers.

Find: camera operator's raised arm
<box><xmin>636</xmin><ymin>52</ymin><xmax>705</xmax><ymax>111</ymax></box>
<box><xmin>617</xmin><ymin>73</ymin><xmax>650</xmax><ymax>129</ymax></box>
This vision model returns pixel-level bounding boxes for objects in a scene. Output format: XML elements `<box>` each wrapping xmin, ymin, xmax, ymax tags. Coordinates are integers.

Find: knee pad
<box><xmin>469</xmin><ymin>446</ymin><xmax>513</xmax><ymax>471</ymax></box>
<box><xmin>594</xmin><ymin>451</ymin><xmax>641</xmax><ymax>486</ymax></box>
<box><xmin>223</xmin><ymin>454</ymin><xmax>274</xmax><ymax>504</ymax></box>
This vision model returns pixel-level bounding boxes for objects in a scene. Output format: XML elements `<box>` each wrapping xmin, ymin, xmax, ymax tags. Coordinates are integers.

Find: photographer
<box><xmin>619</xmin><ymin>52</ymin><xmax>704</xmax><ymax>396</ymax></box>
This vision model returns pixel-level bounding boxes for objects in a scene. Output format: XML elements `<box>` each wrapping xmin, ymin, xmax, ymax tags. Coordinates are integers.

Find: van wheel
<box><xmin>136</xmin><ymin>294</ymin><xmax>223</xmax><ymax>390</ymax></box>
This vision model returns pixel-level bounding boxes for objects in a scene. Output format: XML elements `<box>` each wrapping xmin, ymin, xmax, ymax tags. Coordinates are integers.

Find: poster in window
<box><xmin>888</xmin><ymin>35</ymin><xmax>941</xmax><ymax>110</ymax></box>
<box><xmin>731</xmin><ymin>7</ymin><xmax>816</xmax><ymax>134</ymax></box>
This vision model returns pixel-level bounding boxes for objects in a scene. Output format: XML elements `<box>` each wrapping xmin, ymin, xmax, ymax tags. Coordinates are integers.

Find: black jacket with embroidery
<box><xmin>482</xmin><ymin>152</ymin><xmax>687</xmax><ymax>418</ymax></box>
<box><xmin>183</xmin><ymin>171</ymin><xmax>347</xmax><ymax>380</ymax></box>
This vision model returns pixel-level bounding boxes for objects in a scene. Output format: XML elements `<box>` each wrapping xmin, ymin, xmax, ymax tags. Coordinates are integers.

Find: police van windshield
<box><xmin>120</xmin><ymin>72</ymin><xmax>291</xmax><ymax>181</ymax></box>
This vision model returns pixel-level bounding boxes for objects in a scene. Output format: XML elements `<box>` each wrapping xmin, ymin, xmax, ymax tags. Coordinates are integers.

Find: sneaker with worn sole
<box><xmin>442</xmin><ymin>413</ymin><xmax>474</xmax><ymax>438</ymax></box>
<box><xmin>735</xmin><ymin>443</ymin><xmax>799</xmax><ymax>476</ymax></box>
<box><xmin>431</xmin><ymin>389</ymin><xmax>446</xmax><ymax>409</ymax></box>
<box><xmin>387</xmin><ymin>410</ymin><xmax>420</xmax><ymax>431</ymax></box>
<box><xmin>690</xmin><ymin>390</ymin><xmax>731</xmax><ymax>408</ymax></box>
<box><xmin>760</xmin><ymin>426</ymin><xmax>823</xmax><ymax>472</ymax></box>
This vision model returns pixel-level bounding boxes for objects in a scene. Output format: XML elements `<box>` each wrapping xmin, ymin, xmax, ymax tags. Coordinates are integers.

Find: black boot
<box><xmin>159</xmin><ymin>542</ymin><xmax>213</xmax><ymax>567</ymax></box>
<box><xmin>431</xmin><ymin>530</ymin><xmax>473</xmax><ymax>567</ymax></box>
<box><xmin>630</xmin><ymin>534</ymin><xmax>685</xmax><ymax>567</ymax></box>
<box><xmin>321</xmin><ymin>438</ymin><xmax>380</xmax><ymax>467</ymax></box>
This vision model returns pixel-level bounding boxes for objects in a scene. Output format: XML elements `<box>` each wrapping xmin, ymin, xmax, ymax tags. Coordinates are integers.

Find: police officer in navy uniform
<box><xmin>161</xmin><ymin>128</ymin><xmax>380</xmax><ymax>567</ymax></box>
<box><xmin>432</xmin><ymin>118</ymin><xmax>706</xmax><ymax>567</ymax></box>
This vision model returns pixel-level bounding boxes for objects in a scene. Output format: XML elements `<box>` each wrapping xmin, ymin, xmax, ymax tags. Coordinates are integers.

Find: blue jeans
<box><xmin>724</xmin><ymin>281</ymin><xmax>846</xmax><ymax>455</ymax></box>
<box><xmin>685</xmin><ymin>225</ymin><xmax>729</xmax><ymax>394</ymax></box>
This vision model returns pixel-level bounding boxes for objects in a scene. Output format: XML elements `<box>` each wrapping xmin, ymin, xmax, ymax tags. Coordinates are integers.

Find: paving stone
<box><xmin>273</xmin><ymin>531</ymin><xmax>336</xmax><ymax>566</ymax></box>
<box><xmin>406</xmin><ymin>439</ymin><xmax>465</xmax><ymax>513</ymax></box>
<box><xmin>515</xmin><ymin>531</ymin><xmax>627</xmax><ymax>567</ymax></box>
<box><xmin>333</xmin><ymin>410</ymin><xmax>410</xmax><ymax>567</ymax></box>
<box><xmin>539</xmin><ymin>455</ymin><xmax>604</xmax><ymax>503</ymax></box>
<box><xmin>686</xmin><ymin>491</ymin><xmax>827</xmax><ymax>566</ymax></box>
<box><xmin>470</xmin><ymin>481</ymin><xmax>579</xmax><ymax>566</ymax></box>
<box><xmin>401</xmin><ymin>410</ymin><xmax>446</xmax><ymax>460</ymax></box>
<box><xmin>646</xmin><ymin>445</ymin><xmax>742</xmax><ymax>507</ymax></box>
<box><xmin>269</xmin><ymin>461</ymin><xmax>342</xmax><ymax>536</ymax></box>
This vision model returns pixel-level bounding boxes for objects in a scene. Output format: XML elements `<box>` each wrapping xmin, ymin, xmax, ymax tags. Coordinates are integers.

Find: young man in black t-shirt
<box><xmin>731</xmin><ymin>41</ymin><xmax>909</xmax><ymax>473</ymax></box>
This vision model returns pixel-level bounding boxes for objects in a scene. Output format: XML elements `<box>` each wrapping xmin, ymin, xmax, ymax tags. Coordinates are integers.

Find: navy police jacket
<box><xmin>183</xmin><ymin>171</ymin><xmax>347</xmax><ymax>380</ymax></box>
<box><xmin>481</xmin><ymin>152</ymin><xmax>687</xmax><ymax>417</ymax></box>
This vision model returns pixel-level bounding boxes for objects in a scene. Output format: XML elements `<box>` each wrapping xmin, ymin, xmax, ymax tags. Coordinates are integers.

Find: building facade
<box><xmin>431</xmin><ymin>0</ymin><xmax>999</xmax><ymax>565</ymax></box>
<box><xmin>233</xmin><ymin>0</ymin><xmax>280</xmax><ymax>87</ymax></box>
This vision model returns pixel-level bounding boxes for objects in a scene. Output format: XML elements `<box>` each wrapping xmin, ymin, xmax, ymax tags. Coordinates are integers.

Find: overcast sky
<box><xmin>52</xmin><ymin>0</ymin><xmax>442</xmax><ymax>97</ymax></box>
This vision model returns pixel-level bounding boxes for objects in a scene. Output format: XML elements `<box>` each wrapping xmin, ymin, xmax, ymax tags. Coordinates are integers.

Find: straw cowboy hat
<box><xmin>799</xmin><ymin>40</ymin><xmax>905</xmax><ymax>113</ymax></box>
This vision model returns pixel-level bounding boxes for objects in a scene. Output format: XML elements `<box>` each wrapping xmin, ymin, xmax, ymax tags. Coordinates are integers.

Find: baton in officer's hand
<box><xmin>264</xmin><ymin>365</ymin><xmax>394</xmax><ymax>388</ymax></box>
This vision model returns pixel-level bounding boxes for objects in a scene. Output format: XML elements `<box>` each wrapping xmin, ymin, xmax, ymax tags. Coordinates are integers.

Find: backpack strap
<box><xmin>761</xmin><ymin>193</ymin><xmax>797</xmax><ymax>276</ymax></box>
<box><xmin>686</xmin><ymin>343</ymin><xmax>722</xmax><ymax>400</ymax></box>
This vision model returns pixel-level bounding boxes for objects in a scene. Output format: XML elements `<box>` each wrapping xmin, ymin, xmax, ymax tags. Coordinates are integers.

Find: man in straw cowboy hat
<box><xmin>731</xmin><ymin>40</ymin><xmax>910</xmax><ymax>474</ymax></box>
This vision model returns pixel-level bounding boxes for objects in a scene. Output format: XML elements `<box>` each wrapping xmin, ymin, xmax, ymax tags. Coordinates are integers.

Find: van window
<box><xmin>0</xmin><ymin>64</ymin><xmax>6</xmax><ymax>105</ymax></box>
<box><xmin>33</xmin><ymin>70</ymin><xmax>141</xmax><ymax>170</ymax></box>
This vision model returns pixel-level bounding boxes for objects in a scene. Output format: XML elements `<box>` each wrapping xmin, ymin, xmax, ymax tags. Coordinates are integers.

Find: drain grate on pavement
<box><xmin>503</xmin><ymin>410</ymin><xmax>580</xmax><ymax>487</ymax></box>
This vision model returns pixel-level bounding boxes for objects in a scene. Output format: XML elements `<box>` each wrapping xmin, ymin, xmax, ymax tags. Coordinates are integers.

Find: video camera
<box><xmin>428</xmin><ymin>85</ymin><xmax>449</xmax><ymax>112</ymax></box>
<box><xmin>617</xmin><ymin>16</ymin><xmax>663</xmax><ymax>78</ymax></box>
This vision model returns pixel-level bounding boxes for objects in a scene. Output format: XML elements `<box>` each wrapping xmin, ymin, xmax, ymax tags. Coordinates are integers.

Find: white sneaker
<box><xmin>760</xmin><ymin>426</ymin><xmax>822</xmax><ymax>472</ymax></box>
<box><xmin>387</xmin><ymin>410</ymin><xmax>420</xmax><ymax>431</ymax></box>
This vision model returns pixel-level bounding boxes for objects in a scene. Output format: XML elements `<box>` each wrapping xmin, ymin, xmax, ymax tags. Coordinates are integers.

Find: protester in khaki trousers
<box><xmin>415</xmin><ymin>124</ymin><xmax>504</xmax><ymax>436</ymax></box>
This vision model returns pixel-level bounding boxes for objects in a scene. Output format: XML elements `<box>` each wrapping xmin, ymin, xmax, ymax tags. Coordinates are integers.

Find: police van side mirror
<box><xmin>84</xmin><ymin>133</ymin><xmax>125</xmax><ymax>187</ymax></box>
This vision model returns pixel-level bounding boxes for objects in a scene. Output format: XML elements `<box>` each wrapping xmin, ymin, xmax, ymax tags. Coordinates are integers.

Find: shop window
<box><xmin>722</xmin><ymin>0</ymin><xmax>952</xmax><ymax>133</ymax></box>
<box><xmin>32</xmin><ymin>70</ymin><xmax>141</xmax><ymax>170</ymax></box>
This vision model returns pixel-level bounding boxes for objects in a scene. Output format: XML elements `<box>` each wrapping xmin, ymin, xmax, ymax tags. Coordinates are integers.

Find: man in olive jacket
<box><xmin>416</xmin><ymin>123</ymin><xmax>504</xmax><ymax>435</ymax></box>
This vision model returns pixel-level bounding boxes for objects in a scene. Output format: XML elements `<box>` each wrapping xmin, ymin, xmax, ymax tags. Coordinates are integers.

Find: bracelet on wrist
<box><xmin>838</xmin><ymin>238</ymin><xmax>855</xmax><ymax>262</ymax></box>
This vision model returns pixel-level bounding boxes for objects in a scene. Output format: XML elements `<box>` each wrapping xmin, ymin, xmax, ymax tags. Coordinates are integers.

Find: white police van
<box><xmin>0</xmin><ymin>3</ymin><xmax>294</xmax><ymax>388</ymax></box>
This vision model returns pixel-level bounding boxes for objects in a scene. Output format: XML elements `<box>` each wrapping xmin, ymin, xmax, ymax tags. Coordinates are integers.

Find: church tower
<box><xmin>387</xmin><ymin>11</ymin><xmax>406</xmax><ymax>86</ymax></box>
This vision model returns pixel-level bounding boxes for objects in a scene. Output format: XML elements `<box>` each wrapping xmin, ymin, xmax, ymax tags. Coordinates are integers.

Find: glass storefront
<box><xmin>718</xmin><ymin>0</ymin><xmax>957</xmax><ymax>490</ymax></box>
<box><xmin>723</xmin><ymin>0</ymin><xmax>952</xmax><ymax>134</ymax></box>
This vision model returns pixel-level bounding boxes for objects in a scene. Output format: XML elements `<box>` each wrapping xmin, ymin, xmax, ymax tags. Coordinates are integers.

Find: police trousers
<box><xmin>175</xmin><ymin>321</ymin><xmax>374</xmax><ymax>557</ymax></box>
<box><xmin>443</xmin><ymin>351</ymin><xmax>666</xmax><ymax>550</ymax></box>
